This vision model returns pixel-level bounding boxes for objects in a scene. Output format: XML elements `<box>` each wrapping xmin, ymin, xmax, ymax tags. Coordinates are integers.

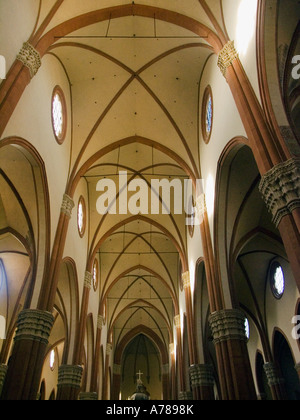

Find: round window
<box><xmin>51</xmin><ymin>86</ymin><xmax>67</xmax><ymax>144</ymax></box>
<box><xmin>201</xmin><ymin>86</ymin><xmax>213</xmax><ymax>144</ymax></box>
<box><xmin>270</xmin><ymin>261</ymin><xmax>285</xmax><ymax>299</ymax></box>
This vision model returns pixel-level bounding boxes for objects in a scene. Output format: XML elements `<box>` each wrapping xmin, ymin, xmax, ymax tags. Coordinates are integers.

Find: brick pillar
<box><xmin>56</xmin><ymin>365</ymin><xmax>83</xmax><ymax>400</ymax></box>
<box><xmin>209</xmin><ymin>309</ymin><xmax>256</xmax><ymax>400</ymax></box>
<box><xmin>1</xmin><ymin>310</ymin><xmax>54</xmax><ymax>400</ymax></box>
<box><xmin>79</xmin><ymin>392</ymin><xmax>98</xmax><ymax>401</ymax></box>
<box><xmin>263</xmin><ymin>362</ymin><xmax>286</xmax><ymax>400</ymax></box>
<box><xmin>178</xmin><ymin>391</ymin><xmax>193</xmax><ymax>400</ymax></box>
<box><xmin>190</xmin><ymin>364</ymin><xmax>215</xmax><ymax>400</ymax></box>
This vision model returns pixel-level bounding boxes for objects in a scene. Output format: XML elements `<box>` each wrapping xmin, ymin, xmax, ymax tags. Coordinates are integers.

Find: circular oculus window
<box><xmin>51</xmin><ymin>86</ymin><xmax>67</xmax><ymax>144</ymax></box>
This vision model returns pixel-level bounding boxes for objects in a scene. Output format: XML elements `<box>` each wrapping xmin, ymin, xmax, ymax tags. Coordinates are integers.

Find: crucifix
<box><xmin>136</xmin><ymin>370</ymin><xmax>143</xmax><ymax>383</ymax></box>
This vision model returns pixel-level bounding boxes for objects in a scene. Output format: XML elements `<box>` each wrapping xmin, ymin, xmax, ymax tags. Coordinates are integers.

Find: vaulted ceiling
<box><xmin>33</xmin><ymin>0</ymin><xmax>230</xmax><ymax>357</ymax></box>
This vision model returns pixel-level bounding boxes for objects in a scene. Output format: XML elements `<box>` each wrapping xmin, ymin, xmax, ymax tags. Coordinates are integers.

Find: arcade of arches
<box><xmin>0</xmin><ymin>0</ymin><xmax>299</xmax><ymax>401</ymax></box>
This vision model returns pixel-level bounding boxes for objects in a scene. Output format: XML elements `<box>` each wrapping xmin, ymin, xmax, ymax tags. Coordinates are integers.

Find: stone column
<box><xmin>263</xmin><ymin>362</ymin><xmax>286</xmax><ymax>400</ymax></box>
<box><xmin>1</xmin><ymin>310</ymin><xmax>54</xmax><ymax>400</ymax></box>
<box><xmin>189</xmin><ymin>364</ymin><xmax>215</xmax><ymax>401</ymax></box>
<box><xmin>56</xmin><ymin>365</ymin><xmax>83</xmax><ymax>400</ymax></box>
<box><xmin>209</xmin><ymin>309</ymin><xmax>256</xmax><ymax>400</ymax></box>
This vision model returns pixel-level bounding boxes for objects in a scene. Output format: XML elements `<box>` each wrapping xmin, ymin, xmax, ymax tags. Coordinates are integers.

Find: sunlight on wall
<box><xmin>235</xmin><ymin>0</ymin><xmax>258</xmax><ymax>56</ymax></box>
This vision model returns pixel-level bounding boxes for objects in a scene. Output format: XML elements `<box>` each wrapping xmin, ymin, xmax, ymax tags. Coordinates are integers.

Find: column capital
<box><xmin>217</xmin><ymin>40</ymin><xmax>239</xmax><ymax>78</ymax></box>
<box><xmin>182</xmin><ymin>271</ymin><xmax>190</xmax><ymax>290</ymax></box>
<box><xmin>209</xmin><ymin>309</ymin><xmax>247</xmax><ymax>344</ymax></box>
<box><xmin>58</xmin><ymin>365</ymin><xmax>83</xmax><ymax>389</ymax></box>
<box><xmin>97</xmin><ymin>315</ymin><xmax>104</xmax><ymax>330</ymax></box>
<box><xmin>189</xmin><ymin>364</ymin><xmax>215</xmax><ymax>388</ymax></box>
<box><xmin>196</xmin><ymin>193</ymin><xmax>207</xmax><ymax>221</ymax></box>
<box><xmin>259</xmin><ymin>158</ymin><xmax>300</xmax><ymax>227</ymax></box>
<box><xmin>61</xmin><ymin>194</ymin><xmax>75</xmax><ymax>219</ymax></box>
<box><xmin>263</xmin><ymin>362</ymin><xmax>284</xmax><ymax>387</ymax></box>
<box><xmin>17</xmin><ymin>42</ymin><xmax>41</xmax><ymax>78</ymax></box>
<box><xmin>14</xmin><ymin>309</ymin><xmax>54</xmax><ymax>345</ymax></box>
<box><xmin>178</xmin><ymin>391</ymin><xmax>193</xmax><ymax>400</ymax></box>
<box><xmin>106</xmin><ymin>343</ymin><xmax>113</xmax><ymax>356</ymax></box>
<box><xmin>174</xmin><ymin>315</ymin><xmax>181</xmax><ymax>329</ymax></box>
<box><xmin>79</xmin><ymin>392</ymin><xmax>98</xmax><ymax>401</ymax></box>
<box><xmin>84</xmin><ymin>271</ymin><xmax>92</xmax><ymax>290</ymax></box>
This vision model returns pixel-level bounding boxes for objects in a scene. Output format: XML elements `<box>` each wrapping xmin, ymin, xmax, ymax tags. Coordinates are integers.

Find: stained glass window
<box><xmin>202</xmin><ymin>86</ymin><xmax>213</xmax><ymax>143</ymax></box>
<box><xmin>206</xmin><ymin>95</ymin><xmax>213</xmax><ymax>136</ymax></box>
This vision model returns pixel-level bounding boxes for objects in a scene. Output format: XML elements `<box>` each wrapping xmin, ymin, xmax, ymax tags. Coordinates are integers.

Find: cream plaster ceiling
<box><xmin>35</xmin><ymin>0</ymin><xmax>227</xmax><ymax>353</ymax></box>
